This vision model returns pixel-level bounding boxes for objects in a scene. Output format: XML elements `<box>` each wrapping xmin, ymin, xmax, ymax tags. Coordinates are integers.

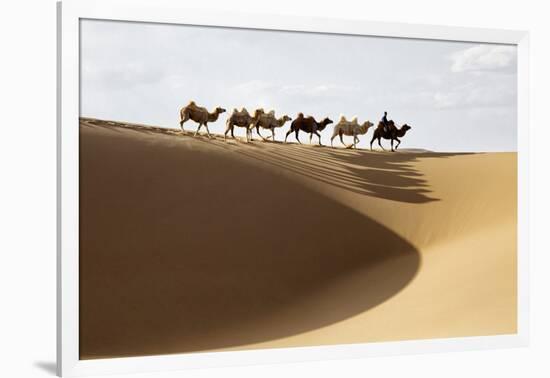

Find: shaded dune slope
<box><xmin>79</xmin><ymin>119</ymin><xmax>421</xmax><ymax>358</ymax></box>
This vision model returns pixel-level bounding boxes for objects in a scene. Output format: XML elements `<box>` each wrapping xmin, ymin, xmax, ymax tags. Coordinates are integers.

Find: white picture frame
<box><xmin>57</xmin><ymin>0</ymin><xmax>530</xmax><ymax>376</ymax></box>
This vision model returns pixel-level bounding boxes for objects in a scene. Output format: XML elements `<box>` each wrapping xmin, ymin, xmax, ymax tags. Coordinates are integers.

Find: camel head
<box><xmin>401</xmin><ymin>124</ymin><xmax>412</xmax><ymax>132</ymax></box>
<box><xmin>319</xmin><ymin>117</ymin><xmax>333</xmax><ymax>131</ymax></box>
<box><xmin>214</xmin><ymin>107</ymin><xmax>226</xmax><ymax>114</ymax></box>
<box><xmin>281</xmin><ymin>115</ymin><xmax>292</xmax><ymax>122</ymax></box>
<box><xmin>362</xmin><ymin>120</ymin><xmax>374</xmax><ymax>129</ymax></box>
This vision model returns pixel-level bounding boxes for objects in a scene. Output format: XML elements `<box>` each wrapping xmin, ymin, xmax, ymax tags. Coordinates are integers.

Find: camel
<box><xmin>370</xmin><ymin>120</ymin><xmax>412</xmax><ymax>152</ymax></box>
<box><xmin>284</xmin><ymin>113</ymin><xmax>333</xmax><ymax>146</ymax></box>
<box><xmin>330</xmin><ymin>115</ymin><xmax>374</xmax><ymax>149</ymax></box>
<box><xmin>179</xmin><ymin>101</ymin><xmax>226</xmax><ymax>138</ymax></box>
<box><xmin>254</xmin><ymin>110</ymin><xmax>292</xmax><ymax>142</ymax></box>
<box><xmin>224</xmin><ymin>107</ymin><xmax>261</xmax><ymax>143</ymax></box>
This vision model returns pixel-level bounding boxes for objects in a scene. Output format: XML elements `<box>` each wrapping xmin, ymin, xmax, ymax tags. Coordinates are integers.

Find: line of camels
<box><xmin>179</xmin><ymin>101</ymin><xmax>412</xmax><ymax>151</ymax></box>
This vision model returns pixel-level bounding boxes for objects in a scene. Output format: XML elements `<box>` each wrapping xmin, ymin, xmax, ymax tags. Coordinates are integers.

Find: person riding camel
<box><xmin>381</xmin><ymin>111</ymin><xmax>390</xmax><ymax>133</ymax></box>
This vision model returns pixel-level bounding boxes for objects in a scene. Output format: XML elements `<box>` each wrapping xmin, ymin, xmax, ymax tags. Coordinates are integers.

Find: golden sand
<box><xmin>79</xmin><ymin>118</ymin><xmax>516</xmax><ymax>359</ymax></box>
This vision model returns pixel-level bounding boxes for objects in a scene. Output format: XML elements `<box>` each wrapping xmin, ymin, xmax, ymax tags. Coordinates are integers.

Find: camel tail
<box><xmin>179</xmin><ymin>108</ymin><xmax>185</xmax><ymax>127</ymax></box>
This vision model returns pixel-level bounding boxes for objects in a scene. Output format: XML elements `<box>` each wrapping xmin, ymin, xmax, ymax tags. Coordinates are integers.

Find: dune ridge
<box><xmin>79</xmin><ymin>118</ymin><xmax>517</xmax><ymax>359</ymax></box>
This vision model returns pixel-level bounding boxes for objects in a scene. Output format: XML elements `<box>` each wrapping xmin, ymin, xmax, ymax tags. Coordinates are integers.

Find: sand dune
<box><xmin>79</xmin><ymin>118</ymin><xmax>517</xmax><ymax>359</ymax></box>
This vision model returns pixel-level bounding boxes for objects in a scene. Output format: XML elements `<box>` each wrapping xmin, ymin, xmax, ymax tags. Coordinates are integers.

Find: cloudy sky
<box><xmin>80</xmin><ymin>19</ymin><xmax>517</xmax><ymax>152</ymax></box>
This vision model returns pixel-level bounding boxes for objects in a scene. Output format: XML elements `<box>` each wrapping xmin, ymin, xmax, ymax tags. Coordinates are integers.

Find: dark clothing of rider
<box><xmin>382</xmin><ymin>112</ymin><xmax>389</xmax><ymax>133</ymax></box>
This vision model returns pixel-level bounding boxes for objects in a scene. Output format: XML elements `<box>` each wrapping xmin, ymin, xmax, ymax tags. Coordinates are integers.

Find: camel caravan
<box><xmin>178</xmin><ymin>100</ymin><xmax>412</xmax><ymax>151</ymax></box>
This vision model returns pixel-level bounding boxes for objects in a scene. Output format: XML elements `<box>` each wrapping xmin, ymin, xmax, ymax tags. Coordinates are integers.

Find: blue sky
<box><xmin>80</xmin><ymin>19</ymin><xmax>517</xmax><ymax>152</ymax></box>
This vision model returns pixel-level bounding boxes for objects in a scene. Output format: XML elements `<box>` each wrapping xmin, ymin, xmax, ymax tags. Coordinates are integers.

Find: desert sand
<box><xmin>79</xmin><ymin>117</ymin><xmax>517</xmax><ymax>359</ymax></box>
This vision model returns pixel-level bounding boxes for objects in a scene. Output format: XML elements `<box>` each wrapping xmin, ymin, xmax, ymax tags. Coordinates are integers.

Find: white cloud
<box><xmin>233</xmin><ymin>80</ymin><xmax>279</xmax><ymax>94</ymax></box>
<box><xmin>450</xmin><ymin>45</ymin><xmax>516</xmax><ymax>73</ymax></box>
<box><xmin>281</xmin><ymin>84</ymin><xmax>359</xmax><ymax>97</ymax></box>
<box><xmin>432</xmin><ymin>79</ymin><xmax>516</xmax><ymax>109</ymax></box>
<box><xmin>233</xmin><ymin>81</ymin><xmax>359</xmax><ymax>99</ymax></box>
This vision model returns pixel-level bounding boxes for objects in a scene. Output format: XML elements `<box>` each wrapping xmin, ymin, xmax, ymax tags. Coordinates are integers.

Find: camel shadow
<box><xmin>189</xmin><ymin>133</ymin><xmax>473</xmax><ymax>204</ymax></box>
<box><xmin>80</xmin><ymin>119</ymin><xmax>474</xmax><ymax>204</ymax></box>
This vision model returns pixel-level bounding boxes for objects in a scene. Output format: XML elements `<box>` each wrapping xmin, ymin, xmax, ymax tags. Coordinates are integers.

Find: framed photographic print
<box><xmin>57</xmin><ymin>0</ymin><xmax>529</xmax><ymax>376</ymax></box>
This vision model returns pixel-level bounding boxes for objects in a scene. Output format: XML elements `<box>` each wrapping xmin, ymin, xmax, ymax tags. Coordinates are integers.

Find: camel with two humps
<box><xmin>254</xmin><ymin>110</ymin><xmax>292</xmax><ymax>142</ymax></box>
<box><xmin>331</xmin><ymin>115</ymin><xmax>374</xmax><ymax>149</ymax></box>
<box><xmin>179</xmin><ymin>101</ymin><xmax>226</xmax><ymax>138</ymax></box>
<box><xmin>370</xmin><ymin>120</ymin><xmax>412</xmax><ymax>152</ymax></box>
<box><xmin>224</xmin><ymin>107</ymin><xmax>262</xmax><ymax>142</ymax></box>
<box><xmin>284</xmin><ymin>113</ymin><xmax>333</xmax><ymax>146</ymax></box>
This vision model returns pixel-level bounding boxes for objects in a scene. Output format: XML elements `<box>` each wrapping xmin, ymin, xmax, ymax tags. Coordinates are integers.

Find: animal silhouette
<box><xmin>284</xmin><ymin>113</ymin><xmax>333</xmax><ymax>146</ymax></box>
<box><xmin>179</xmin><ymin>101</ymin><xmax>226</xmax><ymax>138</ymax></box>
<box><xmin>224</xmin><ymin>107</ymin><xmax>261</xmax><ymax>142</ymax></box>
<box><xmin>370</xmin><ymin>121</ymin><xmax>412</xmax><ymax>152</ymax></box>
<box><xmin>331</xmin><ymin>115</ymin><xmax>374</xmax><ymax>149</ymax></box>
<box><xmin>254</xmin><ymin>111</ymin><xmax>292</xmax><ymax>142</ymax></box>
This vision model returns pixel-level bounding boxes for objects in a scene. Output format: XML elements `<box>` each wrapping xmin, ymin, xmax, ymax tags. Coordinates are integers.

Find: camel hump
<box><xmin>351</xmin><ymin>116</ymin><xmax>358</xmax><ymax>123</ymax></box>
<box><xmin>188</xmin><ymin>100</ymin><xmax>196</xmax><ymax>106</ymax></box>
<box><xmin>297</xmin><ymin>112</ymin><xmax>304</xmax><ymax>118</ymax></box>
<box><xmin>267</xmin><ymin>110</ymin><xmax>275</xmax><ymax>116</ymax></box>
<box><xmin>339</xmin><ymin>114</ymin><xmax>347</xmax><ymax>122</ymax></box>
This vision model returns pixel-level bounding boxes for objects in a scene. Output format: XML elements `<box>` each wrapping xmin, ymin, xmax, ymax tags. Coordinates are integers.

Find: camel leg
<box><xmin>224</xmin><ymin>122</ymin><xmax>232</xmax><ymax>141</ymax></box>
<box><xmin>391</xmin><ymin>139</ymin><xmax>395</xmax><ymax>152</ymax></box>
<box><xmin>285</xmin><ymin>129</ymin><xmax>293</xmax><ymax>143</ymax></box>
<box><xmin>257</xmin><ymin>126</ymin><xmax>266</xmax><ymax>141</ymax></box>
<box><xmin>272</xmin><ymin>129</ymin><xmax>276</xmax><ymax>142</ymax></box>
<box><xmin>378</xmin><ymin>137</ymin><xmax>385</xmax><ymax>151</ymax></box>
<box><xmin>204</xmin><ymin>123</ymin><xmax>212</xmax><ymax>139</ymax></box>
<box><xmin>339</xmin><ymin>132</ymin><xmax>350</xmax><ymax>148</ymax></box>
<box><xmin>370</xmin><ymin>135</ymin><xmax>376</xmax><ymax>151</ymax></box>
<box><xmin>395</xmin><ymin>138</ymin><xmax>401</xmax><ymax>150</ymax></box>
<box><xmin>179</xmin><ymin>112</ymin><xmax>189</xmax><ymax>131</ymax></box>
<box><xmin>314</xmin><ymin>131</ymin><xmax>323</xmax><ymax>146</ymax></box>
<box><xmin>330</xmin><ymin>134</ymin><xmax>336</xmax><ymax>147</ymax></box>
<box><xmin>339</xmin><ymin>133</ymin><xmax>345</xmax><ymax>147</ymax></box>
<box><xmin>194</xmin><ymin>123</ymin><xmax>202</xmax><ymax>137</ymax></box>
<box><xmin>295</xmin><ymin>129</ymin><xmax>301</xmax><ymax>144</ymax></box>
<box><xmin>309</xmin><ymin>133</ymin><xmax>312</xmax><ymax>144</ymax></box>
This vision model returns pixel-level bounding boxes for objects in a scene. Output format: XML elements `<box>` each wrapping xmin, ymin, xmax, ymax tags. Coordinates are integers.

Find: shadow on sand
<box><xmin>81</xmin><ymin>118</ymin><xmax>474</xmax><ymax>204</ymax></box>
